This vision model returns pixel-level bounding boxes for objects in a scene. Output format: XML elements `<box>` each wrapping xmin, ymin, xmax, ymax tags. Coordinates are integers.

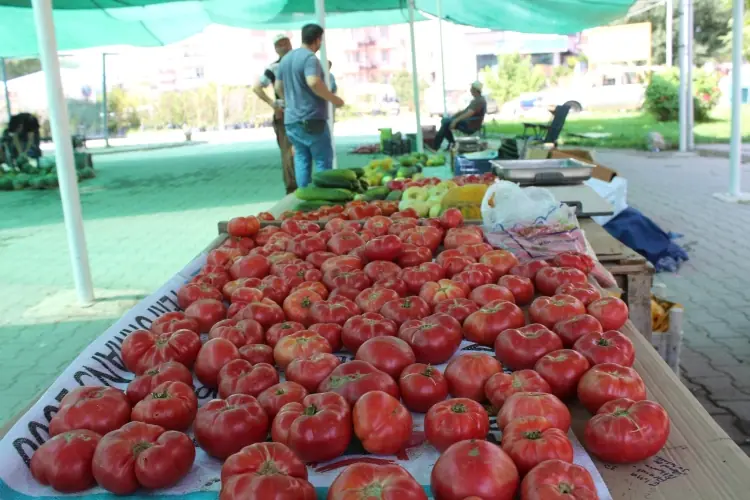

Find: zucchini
<box><xmin>294</xmin><ymin>200</ymin><xmax>345</xmax><ymax>212</ymax></box>
<box><xmin>350</xmin><ymin>167</ymin><xmax>365</xmax><ymax>178</ymax></box>
<box><xmin>363</xmin><ymin>186</ymin><xmax>390</xmax><ymax>201</ymax></box>
<box><xmin>312</xmin><ymin>169</ymin><xmax>358</xmax><ymax>188</ymax></box>
<box><xmin>295</xmin><ymin>186</ymin><xmax>355</xmax><ymax>201</ymax></box>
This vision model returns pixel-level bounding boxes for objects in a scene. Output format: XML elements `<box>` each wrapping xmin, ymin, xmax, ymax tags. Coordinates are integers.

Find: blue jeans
<box><xmin>285</xmin><ymin>122</ymin><xmax>333</xmax><ymax>188</ymax></box>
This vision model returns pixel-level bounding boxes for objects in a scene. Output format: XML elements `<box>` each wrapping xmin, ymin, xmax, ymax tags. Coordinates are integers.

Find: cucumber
<box><xmin>295</xmin><ymin>186</ymin><xmax>355</xmax><ymax>201</ymax></box>
<box><xmin>386</xmin><ymin>189</ymin><xmax>403</xmax><ymax>201</ymax></box>
<box><xmin>312</xmin><ymin>169</ymin><xmax>358</xmax><ymax>188</ymax></box>
<box><xmin>294</xmin><ymin>200</ymin><xmax>345</xmax><ymax>212</ymax></box>
<box><xmin>350</xmin><ymin>167</ymin><xmax>365</xmax><ymax>178</ymax></box>
<box><xmin>363</xmin><ymin>186</ymin><xmax>390</xmax><ymax>201</ymax></box>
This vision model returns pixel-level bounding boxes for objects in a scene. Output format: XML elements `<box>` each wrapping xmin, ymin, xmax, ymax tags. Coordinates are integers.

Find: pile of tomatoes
<box><xmin>28</xmin><ymin>208</ymin><xmax>670</xmax><ymax>500</ymax></box>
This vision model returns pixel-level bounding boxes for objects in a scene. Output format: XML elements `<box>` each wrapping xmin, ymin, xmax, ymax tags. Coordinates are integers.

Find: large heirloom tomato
<box><xmin>194</xmin><ymin>338</ymin><xmax>241</xmax><ymax>388</ymax></box>
<box><xmin>498</xmin><ymin>274</ymin><xmax>535</xmax><ymax>305</ymax></box>
<box><xmin>287</xmin><ymin>233</ymin><xmax>328</xmax><ymax>259</ymax></box>
<box><xmin>379</xmin><ymin>296</ymin><xmax>431</xmax><ymax>325</ymax></box>
<box><xmin>577</xmin><ymin>363</ymin><xmax>646</xmax><ymax>414</ymax></box>
<box><xmin>307</xmin><ymin>250</ymin><xmax>336</xmax><ymax>268</ymax></box>
<box><xmin>257</xmin><ymin>275</ymin><xmax>290</xmax><ymax>304</ymax></box>
<box><xmin>326</xmin><ymin>217</ymin><xmax>361</xmax><ymax>233</ymax></box>
<box><xmin>556</xmin><ymin>282</ymin><xmax>601</xmax><ymax>307</ymax></box>
<box><xmin>534</xmin><ymin>350</ymin><xmax>590</xmax><ymax>400</ymax></box>
<box><xmin>441</xmin><ymin>255</ymin><xmax>475</xmax><ymax>278</ymax></box>
<box><xmin>500</xmin><ymin>416</ymin><xmax>574</xmax><ymax>476</ymax></box>
<box><xmin>552</xmin><ymin>314</ymin><xmax>603</xmax><ymax>347</ymax></box>
<box><xmin>194</xmin><ymin>394</ymin><xmax>269</xmax><ymax>459</ymax></box>
<box><xmin>529</xmin><ymin>295</ymin><xmax>586</xmax><ymax>328</ymax></box>
<box><xmin>234</xmin><ymin>298</ymin><xmax>285</xmax><ymax>329</ymax></box>
<box><xmin>494</xmin><ymin>324</ymin><xmax>563</xmax><ymax>370</ymax></box>
<box><xmin>363</xmin><ymin>260</ymin><xmax>402</xmax><ymax>282</ymax></box>
<box><xmin>30</xmin><ymin>429</ymin><xmax>101</xmax><ymax>493</ymax></box>
<box><xmin>510</xmin><ymin>259</ymin><xmax>550</xmax><ymax>280</ymax></box>
<box><xmin>328</xmin><ymin>463</ymin><xmax>427</xmax><ymax>500</ymax></box>
<box><xmin>273</xmin><ymin>330</ymin><xmax>332</xmax><ymax>370</ymax></box>
<box><xmin>227</xmin><ymin>216</ymin><xmax>260</xmax><ymax>237</ymax></box>
<box><xmin>220</xmin><ymin>452</ymin><xmax>314</xmax><ymax>500</ymax></box>
<box><xmin>439</xmin><ymin>207</ymin><xmax>463</xmax><ymax>229</ymax></box>
<box><xmin>223</xmin><ymin>278</ymin><xmax>261</xmax><ymax>301</ymax></box>
<box><xmin>479</xmin><ymin>249</ymin><xmax>519</xmax><ymax>279</ymax></box>
<box><xmin>433</xmin><ymin>297</ymin><xmax>479</xmax><ymax>324</ymax></box>
<box><xmin>239</xmin><ymin>343</ymin><xmax>275</xmax><ymax>365</ymax></box>
<box><xmin>443</xmin><ymin>227</ymin><xmax>484</xmax><ymax>249</ymax></box>
<box><xmin>401</xmin><ymin>226</ymin><xmax>443</xmax><ymax>252</ymax></box>
<box><xmin>324</xmin><ymin>269</ymin><xmax>372</xmax><ymax>292</ymax></box>
<box><xmin>319</xmin><ymin>360</ymin><xmax>399</xmax><ymax>405</ymax></box>
<box><xmin>463</xmin><ymin>300</ymin><xmax>525</xmax><ymax>346</ymax></box>
<box><xmin>328</xmin><ymin>231</ymin><xmax>365</xmax><ymax>255</ymax></box>
<box><xmin>445</xmin><ymin>354</ymin><xmax>502</xmax><ymax>402</ymax></box>
<box><xmin>286</xmin><ymin>353</ymin><xmax>341</xmax><ymax>393</ymax></box>
<box><xmin>342</xmin><ymin>312</ymin><xmax>398</xmax><ymax>353</ymax></box>
<box><xmin>431</xmin><ymin>440</ymin><xmax>519</xmax><ymax>500</ymax></box>
<box><xmin>457</xmin><ymin>242</ymin><xmax>493</xmax><ymax>260</ymax></box>
<box><xmin>498</xmin><ymin>392</ymin><xmax>571</xmax><ymax>432</ymax></box>
<box><xmin>469</xmin><ymin>284</ymin><xmax>515</xmax><ymax>307</ymax></box>
<box><xmin>419</xmin><ymin>279</ymin><xmax>469</xmax><ymax>306</ymax></box>
<box><xmin>131</xmin><ymin>381</ymin><xmax>198</xmax><ymax>431</ymax></box>
<box><xmin>49</xmin><ymin>387</ymin><xmax>130</xmax><ymax>437</ymax></box>
<box><xmin>363</xmin><ymin>215</ymin><xmax>393</xmax><ymax>236</ymax></box>
<box><xmin>373</xmin><ymin>277</ymin><xmax>409</xmax><ymax>297</ymax></box>
<box><xmin>399</xmin><ymin>363</ymin><xmax>449</xmax><ymax>413</ymax></box>
<box><xmin>520</xmin><ymin>459</ymin><xmax>598</xmax><ymax>500</ymax></box>
<box><xmin>584</xmin><ymin>398</ymin><xmax>670</xmax><ymax>464</ymax></box>
<box><xmin>353</xmin><ymin>391</ymin><xmax>412</xmax><ymax>455</ymax></box>
<box><xmin>283</xmin><ymin>289</ymin><xmax>323</xmax><ymax>326</ymax></box>
<box><xmin>425</xmin><ymin>398</ymin><xmax>489</xmax><ymax>452</ymax></box>
<box><xmin>535</xmin><ymin>267</ymin><xmax>588</xmax><ymax>297</ymax></box>
<box><xmin>126</xmin><ymin>361</ymin><xmax>194</xmax><ymax>405</ymax></box>
<box><xmin>587</xmin><ymin>296</ymin><xmax>629</xmax><ymax>331</ymax></box>
<box><xmin>293</xmin><ymin>280</ymin><xmax>329</xmax><ymax>300</ymax></box>
<box><xmin>356</xmin><ymin>287</ymin><xmax>399</xmax><ymax>314</ymax></box>
<box><xmin>309</xmin><ymin>322</ymin><xmax>343</xmax><ymax>352</ymax></box>
<box><xmin>150</xmin><ymin>311</ymin><xmax>199</xmax><ymax>334</ymax></box>
<box><xmin>271</xmin><ymin>392</ymin><xmax>352</xmax><ymax>463</ymax></box>
<box><xmin>398</xmin><ymin>313</ymin><xmax>463</xmax><ymax>365</ymax></box>
<box><xmin>401</xmin><ymin>262</ymin><xmax>445</xmax><ymax>294</ymax></box>
<box><xmin>122</xmin><ymin>328</ymin><xmax>201</xmax><ymax>375</ymax></box>
<box><xmin>92</xmin><ymin>422</ymin><xmax>195</xmax><ymax>494</ymax></box>
<box><xmin>177</xmin><ymin>282</ymin><xmax>223</xmax><ymax>309</ymax></box>
<box><xmin>218</xmin><ymin>360</ymin><xmax>279</xmax><ymax>399</ymax></box>
<box><xmin>485</xmin><ymin>370</ymin><xmax>551</xmax><ymax>409</ymax></box>
<box><xmin>321</xmin><ymin>255</ymin><xmax>364</xmax><ymax>274</ymax></box>
<box><xmin>257</xmin><ymin>382</ymin><xmax>308</xmax><ymax>419</ymax></box>
<box><xmin>229</xmin><ymin>254</ymin><xmax>271</xmax><ymax>280</ymax></box>
<box><xmin>452</xmin><ymin>263</ymin><xmax>495</xmax><ymax>289</ymax></box>
<box><xmin>574</xmin><ymin>329</ymin><xmax>635</xmax><ymax>367</ymax></box>
<box><xmin>552</xmin><ymin>251</ymin><xmax>595</xmax><ymax>274</ymax></box>
<box><xmin>266</xmin><ymin>321</ymin><xmax>306</xmax><ymax>348</ymax></box>
<box><xmin>389</xmin><ymin>219</ymin><xmax>418</xmax><ymax>237</ymax></box>
<box><xmin>209</xmin><ymin>318</ymin><xmax>264</xmax><ymax>347</ymax></box>
<box><xmin>330</xmin><ymin>286</ymin><xmax>362</xmax><ymax>302</ymax></box>
<box><xmin>310</xmin><ymin>298</ymin><xmax>360</xmax><ymax>325</ymax></box>
<box><xmin>220</xmin><ymin>441</ymin><xmax>307</xmax><ymax>484</ymax></box>
<box><xmin>356</xmin><ymin>336</ymin><xmax>416</xmax><ymax>379</ymax></box>
<box><xmin>365</xmin><ymin>235</ymin><xmax>403</xmax><ymax>261</ymax></box>
<box><xmin>229</xmin><ymin>286</ymin><xmax>264</xmax><ymax>306</ymax></box>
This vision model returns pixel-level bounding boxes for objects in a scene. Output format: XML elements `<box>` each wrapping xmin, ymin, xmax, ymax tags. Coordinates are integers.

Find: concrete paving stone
<box><xmin>692</xmin><ymin>376</ymin><xmax>750</xmax><ymax>401</ymax></box>
<box><xmin>714</xmin><ymin>337</ymin><xmax>750</xmax><ymax>354</ymax></box>
<box><xmin>680</xmin><ymin>359</ymin><xmax>729</xmax><ymax>379</ymax></box>
<box><xmin>696</xmin><ymin>346</ymin><xmax>745</xmax><ymax>367</ymax></box>
<box><xmin>690</xmin><ymin>389</ymin><xmax>730</xmax><ymax>416</ymax></box>
<box><xmin>714</xmin><ymin>400</ymin><xmax>750</xmax><ymax>424</ymax></box>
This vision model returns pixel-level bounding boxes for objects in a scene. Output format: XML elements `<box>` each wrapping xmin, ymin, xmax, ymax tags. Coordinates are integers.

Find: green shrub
<box><xmin>12</xmin><ymin>173</ymin><xmax>30</xmax><ymax>190</ymax></box>
<box><xmin>0</xmin><ymin>177</ymin><xmax>13</xmax><ymax>191</ymax></box>
<box><xmin>644</xmin><ymin>68</ymin><xmax>721</xmax><ymax>122</ymax></box>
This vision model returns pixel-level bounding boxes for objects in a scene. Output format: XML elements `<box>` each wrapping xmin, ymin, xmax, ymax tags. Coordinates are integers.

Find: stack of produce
<box><xmin>27</xmin><ymin>209</ymin><xmax>670</xmax><ymax>499</ymax></box>
<box><xmin>294</xmin><ymin>169</ymin><xmax>390</xmax><ymax>211</ymax></box>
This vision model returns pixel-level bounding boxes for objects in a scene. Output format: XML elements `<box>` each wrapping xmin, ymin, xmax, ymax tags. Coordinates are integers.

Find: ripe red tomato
<box><xmin>398</xmin><ymin>313</ymin><xmax>463</xmax><ymax>364</ymax></box>
<box><xmin>257</xmin><ymin>381</ymin><xmax>308</xmax><ymax>419</ymax></box>
<box><xmin>587</xmin><ymin>296</ymin><xmax>629</xmax><ymax>331</ymax></box>
<box><xmin>355</xmin><ymin>287</ymin><xmax>400</xmax><ymax>314</ymax></box>
<box><xmin>239</xmin><ymin>343</ymin><xmax>274</xmax><ymax>365</ymax></box>
<box><xmin>221</xmin><ymin>467</ymin><xmax>315</xmax><ymax>500</ymax></box>
<box><xmin>285</xmin><ymin>352</ymin><xmax>342</xmax><ymax>393</ymax></box>
<box><xmin>457</xmin><ymin>242</ymin><xmax>493</xmax><ymax>260</ymax></box>
<box><xmin>364</xmin><ymin>234</ymin><xmax>403</xmax><ymax>261</ymax></box>
<box><xmin>217</xmin><ymin>360</ymin><xmax>279</xmax><ymax>399</ymax></box>
<box><xmin>498</xmin><ymin>392</ymin><xmax>571</xmax><ymax>432</ymax></box>
<box><xmin>501</xmin><ymin>416</ymin><xmax>574</xmax><ymax>476</ymax></box>
<box><xmin>341</xmin><ymin>312</ymin><xmax>399</xmax><ymax>353</ymax></box>
<box><xmin>306</xmin><ymin>250</ymin><xmax>336</xmax><ymax>268</ymax></box>
<box><xmin>307</xmin><ymin>322</ymin><xmax>343</xmax><ymax>352</ymax></box>
<box><xmin>353</xmin><ymin>390</ymin><xmax>412</xmax><ymax>455</ymax></box>
<box><xmin>463</xmin><ymin>300</ymin><xmax>526</xmax><ymax>346</ymax></box>
<box><xmin>431</xmin><ymin>440</ymin><xmax>519</xmax><ymax>500</ymax></box>
<box><xmin>194</xmin><ymin>338</ymin><xmax>241</xmax><ymax>388</ymax></box>
<box><xmin>373</xmin><ymin>276</ymin><xmax>409</xmax><ymax>297</ymax></box>
<box><xmin>397</xmin><ymin>244</ymin><xmax>433</xmax><ymax>268</ymax></box>
<box><xmin>485</xmin><ymin>370</ymin><xmax>551</xmax><ymax>409</ymax></box>
<box><xmin>193</xmin><ymin>266</ymin><xmax>232</xmax><ymax>290</ymax></box>
<box><xmin>443</xmin><ymin>227</ymin><xmax>484</xmax><ymax>249</ymax></box>
<box><xmin>380</xmin><ymin>296</ymin><xmax>431</xmax><ymax>325</ymax></box>
<box><xmin>494</xmin><ymin>324</ymin><xmax>563</xmax><ymax>370</ymax></box>
<box><xmin>584</xmin><ymin>398</ymin><xmax>670</xmax><ymax>463</ymax></box>
<box><xmin>478</xmin><ymin>249</ymin><xmax>519</xmax><ymax>279</ymax></box>
<box><xmin>577</xmin><ymin>363</ymin><xmax>646</xmax><ymax>414</ymax></box>
<box><xmin>320</xmin><ymin>255</ymin><xmax>364</xmax><ymax>274</ymax></box>
<box><xmin>556</xmin><ymin>281</ymin><xmax>601</xmax><ymax>306</ymax></box>
<box><xmin>425</xmin><ymin>398</ymin><xmax>489</xmax><ymax>452</ymax></box>
<box><xmin>329</xmin><ymin>286</ymin><xmax>363</xmax><ymax>302</ymax></box>
<box><xmin>271</xmin><ymin>392</ymin><xmax>351</xmax><ymax>463</ymax></box>
<box><xmin>388</xmin><ymin>219</ymin><xmax>418</xmax><ymax>237</ymax></box>
<box><xmin>268</xmin><ymin>251</ymin><xmax>301</xmax><ymax>270</ymax></box>
<box><xmin>126</xmin><ymin>361</ymin><xmax>193</xmax><ymax>405</ymax></box>
<box><xmin>535</xmin><ymin>267</ymin><xmax>588</xmax><ymax>297</ymax></box>
<box><xmin>310</xmin><ymin>298</ymin><xmax>360</xmax><ymax>325</ymax></box>
<box><xmin>419</xmin><ymin>279</ymin><xmax>468</xmax><ymax>306</ymax></box>
<box><xmin>293</xmin><ymin>280</ymin><xmax>329</xmax><ymax>300</ymax></box>
<box><xmin>326</xmin><ymin>217</ymin><xmax>361</xmax><ymax>233</ymax></box>
<box><xmin>399</xmin><ymin>363</ymin><xmax>448</xmax><ymax>413</ymax></box>
<box><xmin>258</xmin><ymin>275</ymin><xmax>290</xmax><ymax>304</ymax></box>
<box><xmin>92</xmin><ymin>422</ymin><xmax>194</xmax><ymax>494</ymax></box>
<box><xmin>552</xmin><ymin>251</ymin><xmax>595</xmax><ymax>274</ymax></box>
<box><xmin>228</xmin><ymin>288</ymin><xmax>264</xmax><ymax>307</ymax></box>
<box><xmin>441</xmin><ymin>256</ymin><xmax>476</xmax><ymax>278</ymax></box>
<box><xmin>402</xmin><ymin>262</ymin><xmax>445</xmax><ymax>290</ymax></box>
<box><xmin>211</xmin><ymin>245</ymin><xmax>248</xmax><ymax>267</ymax></box>
<box><xmin>439</xmin><ymin>207</ymin><xmax>464</xmax><ymax>229</ymax></box>
<box><xmin>184</xmin><ymin>298</ymin><xmax>226</xmax><ymax>333</ymax></box>
<box><xmin>177</xmin><ymin>282</ymin><xmax>222</xmax><ymax>309</ymax></box>
<box><xmin>30</xmin><ymin>429</ymin><xmax>101</xmax><ymax>493</ymax></box>
<box><xmin>401</xmin><ymin>226</ymin><xmax>443</xmax><ymax>252</ymax></box>
<box><xmin>534</xmin><ymin>349</ymin><xmax>591</xmax><ymax>400</ymax></box>
<box><xmin>234</xmin><ymin>298</ymin><xmax>285</xmax><ymax>328</ymax></box>
<box><xmin>229</xmin><ymin>254</ymin><xmax>271</xmax><ymax>280</ymax></box>
<box><xmin>287</xmin><ymin>233</ymin><xmax>328</xmax><ymax>259</ymax></box>
<box><xmin>432</xmin><ymin>297</ymin><xmax>480</xmax><ymax>324</ymax></box>
<box><xmin>452</xmin><ymin>265</ymin><xmax>495</xmax><ymax>289</ymax></box>
<box><xmin>497</xmin><ymin>274</ymin><xmax>535</xmax><ymax>306</ymax></box>
<box><xmin>319</xmin><ymin>360</ymin><xmax>399</xmax><ymax>405</ymax></box>
<box><xmin>129</xmin><ymin>378</ymin><xmax>197</xmax><ymax>431</ymax></box>
<box><xmin>222</xmin><ymin>277</ymin><xmax>260</xmax><ymax>301</ymax></box>
<box><xmin>282</xmin><ymin>289</ymin><xmax>323</xmax><ymax>326</ymax></box>
<box><xmin>435</xmin><ymin>248</ymin><xmax>468</xmax><ymax>265</ymax></box>
<box><xmin>264</xmin><ymin>321</ymin><xmax>304</xmax><ymax>348</ymax></box>
<box><xmin>529</xmin><ymin>294</ymin><xmax>586</xmax><ymax>328</ymax></box>
<box><xmin>469</xmin><ymin>284</ymin><xmax>516</xmax><ymax>306</ymax></box>
<box><xmin>255</xmin><ymin>225</ymin><xmax>282</xmax><ymax>245</ymax></box>
<box><xmin>323</xmin><ymin>269</ymin><xmax>372</xmax><ymax>292</ymax></box>
<box><xmin>328</xmin><ymin>231</ymin><xmax>365</xmax><ymax>255</ymax></box>
<box><xmin>49</xmin><ymin>387</ymin><xmax>130</xmax><ymax>437</ymax></box>
<box><xmin>345</xmin><ymin>203</ymin><xmax>382</xmax><ymax>220</ymax></box>
<box><xmin>121</xmin><ymin>328</ymin><xmax>201</xmax><ymax>374</ymax></box>
<box><xmin>208</xmin><ymin>318</ymin><xmax>264</xmax><ymax>347</ymax></box>
<box><xmin>227</xmin><ymin>216</ymin><xmax>260</xmax><ymax>237</ymax></box>
<box><xmin>552</xmin><ymin>314</ymin><xmax>603</xmax><ymax>347</ymax></box>
<box><xmin>510</xmin><ymin>259</ymin><xmax>550</xmax><ymax>280</ymax></box>
<box><xmin>445</xmin><ymin>353</ymin><xmax>502</xmax><ymax>402</ymax></box>
<box><xmin>520</xmin><ymin>459</ymin><xmax>598</xmax><ymax>500</ymax></box>
<box><xmin>574</xmin><ymin>329</ymin><xmax>635</xmax><ymax>367</ymax></box>
<box><xmin>257</xmin><ymin>211</ymin><xmax>275</xmax><ymax>221</ymax></box>
<box><xmin>328</xmin><ymin>463</ymin><xmax>427</xmax><ymax>500</ymax></box>
<box><xmin>273</xmin><ymin>330</ymin><xmax>332</xmax><ymax>370</ymax></box>
<box><xmin>220</xmin><ymin>441</ymin><xmax>307</xmax><ymax>485</ymax></box>
<box><xmin>195</xmin><ymin>394</ymin><xmax>269</xmax><ymax>459</ymax></box>
<box><xmin>363</xmin><ymin>260</ymin><xmax>402</xmax><ymax>283</ymax></box>
<box><xmin>363</xmin><ymin>215</ymin><xmax>393</xmax><ymax>236</ymax></box>
<box><xmin>356</xmin><ymin>336</ymin><xmax>416</xmax><ymax>379</ymax></box>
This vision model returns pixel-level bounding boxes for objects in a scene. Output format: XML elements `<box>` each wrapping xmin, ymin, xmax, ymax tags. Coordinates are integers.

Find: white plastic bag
<box><xmin>585</xmin><ymin>176</ymin><xmax>628</xmax><ymax>226</ymax></box>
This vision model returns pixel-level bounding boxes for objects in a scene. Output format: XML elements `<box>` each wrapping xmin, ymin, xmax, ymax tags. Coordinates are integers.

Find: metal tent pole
<box><xmin>678</xmin><ymin>0</ymin><xmax>688</xmax><ymax>152</ymax></box>
<box><xmin>729</xmin><ymin>0</ymin><xmax>744</xmax><ymax>196</ymax></box>
<box><xmin>665</xmin><ymin>0</ymin><xmax>673</xmax><ymax>66</ymax></box>
<box><xmin>408</xmin><ymin>0</ymin><xmax>424</xmax><ymax>153</ymax></box>
<box><xmin>315</xmin><ymin>0</ymin><xmax>337</xmax><ymax>169</ymax></box>
<box><xmin>31</xmin><ymin>0</ymin><xmax>94</xmax><ymax>305</ymax></box>
<box><xmin>686</xmin><ymin>0</ymin><xmax>694</xmax><ymax>151</ymax></box>
<box><xmin>437</xmin><ymin>0</ymin><xmax>447</xmax><ymax>116</ymax></box>
<box><xmin>1</xmin><ymin>57</ymin><xmax>11</xmax><ymax>122</ymax></box>
<box><xmin>102</xmin><ymin>53</ymin><xmax>109</xmax><ymax>147</ymax></box>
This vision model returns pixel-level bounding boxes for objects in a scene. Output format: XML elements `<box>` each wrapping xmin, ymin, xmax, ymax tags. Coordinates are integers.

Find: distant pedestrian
<box><xmin>328</xmin><ymin>61</ymin><xmax>338</xmax><ymax>94</ymax></box>
<box><xmin>275</xmin><ymin>23</ymin><xmax>344</xmax><ymax>188</ymax></box>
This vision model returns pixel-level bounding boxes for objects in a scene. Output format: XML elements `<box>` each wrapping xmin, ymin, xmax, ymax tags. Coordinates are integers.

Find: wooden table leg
<box><xmin>626</xmin><ymin>273</ymin><xmax>653</xmax><ymax>341</ymax></box>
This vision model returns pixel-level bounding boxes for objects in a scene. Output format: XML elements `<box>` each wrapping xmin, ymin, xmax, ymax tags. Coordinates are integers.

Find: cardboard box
<box><xmin>550</xmin><ymin>148</ymin><xmax>618</xmax><ymax>182</ymax></box>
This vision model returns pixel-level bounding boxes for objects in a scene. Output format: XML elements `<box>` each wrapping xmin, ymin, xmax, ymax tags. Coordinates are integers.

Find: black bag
<box><xmin>303</xmin><ymin>119</ymin><xmax>326</xmax><ymax>135</ymax></box>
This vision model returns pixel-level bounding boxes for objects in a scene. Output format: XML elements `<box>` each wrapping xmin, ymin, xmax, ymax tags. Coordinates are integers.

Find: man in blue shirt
<box><xmin>275</xmin><ymin>24</ymin><xmax>344</xmax><ymax>188</ymax></box>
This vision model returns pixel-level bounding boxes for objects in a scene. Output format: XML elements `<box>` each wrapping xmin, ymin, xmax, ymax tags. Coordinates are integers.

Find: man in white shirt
<box><xmin>253</xmin><ymin>34</ymin><xmax>296</xmax><ymax>194</ymax></box>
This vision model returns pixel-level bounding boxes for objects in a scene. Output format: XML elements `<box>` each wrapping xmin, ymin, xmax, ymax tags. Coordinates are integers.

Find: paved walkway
<box><xmin>594</xmin><ymin>150</ymin><xmax>750</xmax><ymax>454</ymax></box>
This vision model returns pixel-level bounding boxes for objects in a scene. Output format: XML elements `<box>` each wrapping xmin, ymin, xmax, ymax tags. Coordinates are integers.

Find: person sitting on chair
<box><xmin>433</xmin><ymin>81</ymin><xmax>487</xmax><ymax>150</ymax></box>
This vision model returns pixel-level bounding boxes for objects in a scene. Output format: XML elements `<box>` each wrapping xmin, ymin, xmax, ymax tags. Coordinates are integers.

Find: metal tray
<box><xmin>491</xmin><ymin>158</ymin><xmax>594</xmax><ymax>185</ymax></box>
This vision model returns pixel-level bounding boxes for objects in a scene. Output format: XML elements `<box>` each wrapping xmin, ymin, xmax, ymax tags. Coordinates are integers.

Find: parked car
<box><xmin>534</xmin><ymin>67</ymin><xmax>646</xmax><ymax>113</ymax></box>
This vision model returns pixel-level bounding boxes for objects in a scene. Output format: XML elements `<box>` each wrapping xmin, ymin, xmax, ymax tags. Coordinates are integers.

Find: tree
<box><xmin>481</xmin><ymin>54</ymin><xmax>546</xmax><ymax>105</ymax></box>
<box><xmin>3</xmin><ymin>58</ymin><xmax>41</xmax><ymax>79</ymax></box>
<box><xmin>391</xmin><ymin>70</ymin><xmax>428</xmax><ymax>111</ymax></box>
